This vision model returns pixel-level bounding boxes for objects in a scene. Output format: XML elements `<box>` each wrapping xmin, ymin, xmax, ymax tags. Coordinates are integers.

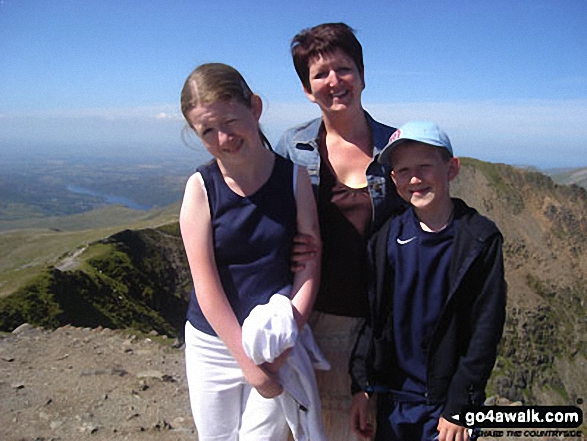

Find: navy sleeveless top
<box><xmin>187</xmin><ymin>154</ymin><xmax>298</xmax><ymax>336</ymax></box>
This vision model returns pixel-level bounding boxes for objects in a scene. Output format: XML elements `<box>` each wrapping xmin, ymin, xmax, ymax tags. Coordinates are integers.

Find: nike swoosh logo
<box><xmin>397</xmin><ymin>236</ymin><xmax>417</xmax><ymax>245</ymax></box>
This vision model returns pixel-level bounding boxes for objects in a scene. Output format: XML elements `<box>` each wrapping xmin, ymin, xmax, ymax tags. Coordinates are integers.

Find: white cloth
<box><xmin>185</xmin><ymin>322</ymin><xmax>288</xmax><ymax>441</ymax></box>
<box><xmin>242</xmin><ymin>294</ymin><xmax>330</xmax><ymax>441</ymax></box>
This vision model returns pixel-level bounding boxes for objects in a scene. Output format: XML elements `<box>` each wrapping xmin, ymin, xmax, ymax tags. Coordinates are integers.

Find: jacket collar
<box><xmin>290</xmin><ymin>111</ymin><xmax>388</xmax><ymax>152</ymax></box>
<box><xmin>452</xmin><ymin>198</ymin><xmax>499</xmax><ymax>243</ymax></box>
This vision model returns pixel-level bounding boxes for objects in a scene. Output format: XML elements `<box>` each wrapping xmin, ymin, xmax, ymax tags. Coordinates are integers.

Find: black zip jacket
<box><xmin>349</xmin><ymin>198</ymin><xmax>507</xmax><ymax>420</ymax></box>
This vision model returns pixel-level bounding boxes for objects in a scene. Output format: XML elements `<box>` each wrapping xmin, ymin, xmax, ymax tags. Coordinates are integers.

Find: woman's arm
<box><xmin>289</xmin><ymin>167</ymin><xmax>321</xmax><ymax>328</ymax></box>
<box><xmin>180</xmin><ymin>172</ymin><xmax>282</xmax><ymax>398</ymax></box>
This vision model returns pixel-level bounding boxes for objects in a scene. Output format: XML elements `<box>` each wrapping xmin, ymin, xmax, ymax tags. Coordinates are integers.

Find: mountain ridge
<box><xmin>547</xmin><ymin>166</ymin><xmax>587</xmax><ymax>190</ymax></box>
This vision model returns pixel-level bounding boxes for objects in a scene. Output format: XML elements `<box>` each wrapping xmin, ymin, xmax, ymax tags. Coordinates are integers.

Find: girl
<box><xmin>180</xmin><ymin>63</ymin><xmax>321</xmax><ymax>441</ymax></box>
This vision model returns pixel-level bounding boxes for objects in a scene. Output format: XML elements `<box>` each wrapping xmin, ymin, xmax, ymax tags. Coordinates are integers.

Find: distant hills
<box><xmin>547</xmin><ymin>166</ymin><xmax>587</xmax><ymax>190</ymax></box>
<box><xmin>0</xmin><ymin>152</ymin><xmax>206</xmax><ymax>227</ymax></box>
<box><xmin>0</xmin><ymin>158</ymin><xmax>586</xmax><ymax>408</ymax></box>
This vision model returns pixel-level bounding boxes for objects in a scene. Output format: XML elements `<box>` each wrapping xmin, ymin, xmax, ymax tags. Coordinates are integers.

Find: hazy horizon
<box><xmin>1</xmin><ymin>1</ymin><xmax>586</xmax><ymax>169</ymax></box>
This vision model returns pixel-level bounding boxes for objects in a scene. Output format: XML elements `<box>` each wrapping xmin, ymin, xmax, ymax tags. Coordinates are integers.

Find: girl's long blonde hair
<box><xmin>180</xmin><ymin>63</ymin><xmax>271</xmax><ymax>150</ymax></box>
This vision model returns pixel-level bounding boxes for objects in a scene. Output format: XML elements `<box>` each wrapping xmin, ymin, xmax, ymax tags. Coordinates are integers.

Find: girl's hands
<box><xmin>241</xmin><ymin>363</ymin><xmax>283</xmax><ymax>399</ymax></box>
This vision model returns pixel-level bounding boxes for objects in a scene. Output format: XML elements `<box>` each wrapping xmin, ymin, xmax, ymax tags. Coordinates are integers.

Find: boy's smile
<box><xmin>390</xmin><ymin>142</ymin><xmax>460</xmax><ymax>224</ymax></box>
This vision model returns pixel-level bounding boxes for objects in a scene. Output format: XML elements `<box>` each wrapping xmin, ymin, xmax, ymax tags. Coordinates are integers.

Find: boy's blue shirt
<box><xmin>350</xmin><ymin>198</ymin><xmax>507</xmax><ymax>421</ymax></box>
<box><xmin>388</xmin><ymin>208</ymin><xmax>456</xmax><ymax>397</ymax></box>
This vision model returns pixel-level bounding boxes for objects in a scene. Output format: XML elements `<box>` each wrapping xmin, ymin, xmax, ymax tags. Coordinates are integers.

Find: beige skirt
<box><xmin>307</xmin><ymin>311</ymin><xmax>376</xmax><ymax>441</ymax></box>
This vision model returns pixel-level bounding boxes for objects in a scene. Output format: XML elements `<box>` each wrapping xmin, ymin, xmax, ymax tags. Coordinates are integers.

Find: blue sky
<box><xmin>0</xmin><ymin>0</ymin><xmax>586</xmax><ymax>168</ymax></box>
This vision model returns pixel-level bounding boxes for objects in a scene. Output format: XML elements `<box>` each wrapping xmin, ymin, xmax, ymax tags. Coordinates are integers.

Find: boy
<box><xmin>349</xmin><ymin>121</ymin><xmax>506</xmax><ymax>441</ymax></box>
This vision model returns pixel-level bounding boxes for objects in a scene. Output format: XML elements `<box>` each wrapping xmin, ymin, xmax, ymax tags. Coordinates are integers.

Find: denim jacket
<box><xmin>275</xmin><ymin>112</ymin><xmax>405</xmax><ymax>235</ymax></box>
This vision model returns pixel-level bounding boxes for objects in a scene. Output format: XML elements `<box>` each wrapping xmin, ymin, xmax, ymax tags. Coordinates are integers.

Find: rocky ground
<box><xmin>1</xmin><ymin>324</ymin><xmax>582</xmax><ymax>441</ymax></box>
<box><xmin>0</xmin><ymin>324</ymin><xmax>197</xmax><ymax>441</ymax></box>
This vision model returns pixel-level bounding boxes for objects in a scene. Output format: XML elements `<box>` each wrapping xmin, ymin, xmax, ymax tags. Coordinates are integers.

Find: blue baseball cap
<box><xmin>378</xmin><ymin>121</ymin><xmax>454</xmax><ymax>165</ymax></box>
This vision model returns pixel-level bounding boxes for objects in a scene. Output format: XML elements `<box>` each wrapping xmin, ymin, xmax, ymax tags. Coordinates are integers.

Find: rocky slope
<box><xmin>1</xmin><ymin>324</ymin><xmax>195</xmax><ymax>441</ymax></box>
<box><xmin>451</xmin><ymin>159</ymin><xmax>587</xmax><ymax>405</ymax></box>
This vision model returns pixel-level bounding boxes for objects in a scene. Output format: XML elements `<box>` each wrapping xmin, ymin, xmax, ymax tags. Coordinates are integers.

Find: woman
<box><xmin>180</xmin><ymin>63</ymin><xmax>321</xmax><ymax>441</ymax></box>
<box><xmin>275</xmin><ymin>23</ymin><xmax>405</xmax><ymax>440</ymax></box>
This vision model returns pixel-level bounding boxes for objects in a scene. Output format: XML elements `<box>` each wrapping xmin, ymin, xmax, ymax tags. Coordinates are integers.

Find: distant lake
<box><xmin>66</xmin><ymin>185</ymin><xmax>152</xmax><ymax>211</ymax></box>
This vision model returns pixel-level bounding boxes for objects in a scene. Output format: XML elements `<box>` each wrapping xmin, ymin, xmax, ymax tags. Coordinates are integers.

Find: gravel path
<box><xmin>0</xmin><ymin>324</ymin><xmax>197</xmax><ymax>441</ymax></box>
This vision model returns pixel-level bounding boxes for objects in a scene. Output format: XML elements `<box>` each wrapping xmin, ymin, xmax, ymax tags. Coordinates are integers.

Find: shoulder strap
<box><xmin>194</xmin><ymin>159</ymin><xmax>217</xmax><ymax>215</ymax></box>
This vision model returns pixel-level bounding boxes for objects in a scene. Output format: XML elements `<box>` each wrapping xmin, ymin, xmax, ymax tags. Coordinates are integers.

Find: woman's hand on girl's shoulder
<box><xmin>291</xmin><ymin>233</ymin><xmax>320</xmax><ymax>272</ymax></box>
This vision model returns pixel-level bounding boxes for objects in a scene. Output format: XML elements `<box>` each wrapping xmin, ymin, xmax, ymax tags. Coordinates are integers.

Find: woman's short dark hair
<box><xmin>291</xmin><ymin>22</ymin><xmax>364</xmax><ymax>92</ymax></box>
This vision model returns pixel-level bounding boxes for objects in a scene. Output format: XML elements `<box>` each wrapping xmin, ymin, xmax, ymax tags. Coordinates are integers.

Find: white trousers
<box><xmin>185</xmin><ymin>321</ymin><xmax>289</xmax><ymax>441</ymax></box>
